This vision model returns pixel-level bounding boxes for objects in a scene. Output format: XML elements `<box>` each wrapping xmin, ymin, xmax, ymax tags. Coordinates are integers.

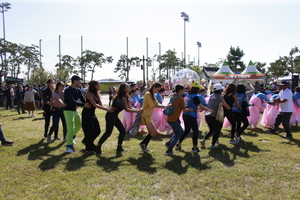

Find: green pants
<box><xmin>64</xmin><ymin>110</ymin><xmax>81</xmax><ymax>147</ymax></box>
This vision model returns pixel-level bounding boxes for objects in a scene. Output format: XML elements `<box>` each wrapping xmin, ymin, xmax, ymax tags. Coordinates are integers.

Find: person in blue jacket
<box><xmin>175</xmin><ymin>81</ymin><xmax>213</xmax><ymax>153</ymax></box>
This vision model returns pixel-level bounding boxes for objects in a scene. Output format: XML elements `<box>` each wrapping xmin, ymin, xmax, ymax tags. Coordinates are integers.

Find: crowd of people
<box><xmin>1</xmin><ymin>77</ymin><xmax>299</xmax><ymax>155</ymax></box>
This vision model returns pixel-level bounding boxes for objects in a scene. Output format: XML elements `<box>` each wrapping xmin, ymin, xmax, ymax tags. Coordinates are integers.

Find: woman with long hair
<box><xmin>232</xmin><ymin>84</ymin><xmax>251</xmax><ymax>142</ymax></box>
<box><xmin>81</xmin><ymin>80</ymin><xmax>114</xmax><ymax>153</ymax></box>
<box><xmin>95</xmin><ymin>83</ymin><xmax>142</xmax><ymax>154</ymax></box>
<box><xmin>139</xmin><ymin>82</ymin><xmax>171</xmax><ymax>152</ymax></box>
<box><xmin>47</xmin><ymin>82</ymin><xmax>67</xmax><ymax>143</ymax></box>
<box><xmin>222</xmin><ymin>82</ymin><xmax>242</xmax><ymax>144</ymax></box>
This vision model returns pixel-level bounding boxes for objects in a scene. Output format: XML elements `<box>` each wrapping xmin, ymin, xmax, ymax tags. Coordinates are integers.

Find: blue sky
<box><xmin>3</xmin><ymin>0</ymin><xmax>300</xmax><ymax>81</ymax></box>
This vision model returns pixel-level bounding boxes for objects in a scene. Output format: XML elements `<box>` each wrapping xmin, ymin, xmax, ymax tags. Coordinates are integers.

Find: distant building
<box><xmin>199</xmin><ymin>67</ymin><xmax>219</xmax><ymax>83</ymax></box>
<box><xmin>5</xmin><ymin>76</ymin><xmax>24</xmax><ymax>85</ymax></box>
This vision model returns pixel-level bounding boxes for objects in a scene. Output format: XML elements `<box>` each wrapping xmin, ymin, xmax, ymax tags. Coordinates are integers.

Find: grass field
<box><xmin>0</xmin><ymin>106</ymin><xmax>300</xmax><ymax>200</ymax></box>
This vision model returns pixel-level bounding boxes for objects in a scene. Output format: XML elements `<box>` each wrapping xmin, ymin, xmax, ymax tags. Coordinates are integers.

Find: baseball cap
<box><xmin>214</xmin><ymin>83</ymin><xmax>224</xmax><ymax>91</ymax></box>
<box><xmin>71</xmin><ymin>75</ymin><xmax>82</xmax><ymax>82</ymax></box>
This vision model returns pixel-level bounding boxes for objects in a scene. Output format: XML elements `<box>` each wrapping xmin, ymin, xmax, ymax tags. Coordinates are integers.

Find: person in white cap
<box><xmin>201</xmin><ymin>83</ymin><xmax>230</xmax><ymax>149</ymax></box>
<box><xmin>266</xmin><ymin>81</ymin><xmax>293</xmax><ymax>138</ymax></box>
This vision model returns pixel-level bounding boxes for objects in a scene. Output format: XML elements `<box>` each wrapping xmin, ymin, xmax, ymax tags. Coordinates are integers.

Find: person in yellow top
<box><xmin>139</xmin><ymin>82</ymin><xmax>171</xmax><ymax>152</ymax></box>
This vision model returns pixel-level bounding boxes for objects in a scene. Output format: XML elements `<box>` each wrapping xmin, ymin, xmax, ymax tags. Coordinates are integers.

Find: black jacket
<box><xmin>42</xmin><ymin>87</ymin><xmax>52</xmax><ymax>111</ymax></box>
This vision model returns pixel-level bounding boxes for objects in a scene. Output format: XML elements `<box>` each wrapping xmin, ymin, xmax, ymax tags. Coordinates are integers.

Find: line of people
<box><xmin>4</xmin><ymin>76</ymin><xmax>299</xmax><ymax>154</ymax></box>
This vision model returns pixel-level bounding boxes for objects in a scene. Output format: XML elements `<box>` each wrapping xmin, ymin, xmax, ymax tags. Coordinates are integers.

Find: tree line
<box><xmin>1</xmin><ymin>38</ymin><xmax>299</xmax><ymax>85</ymax></box>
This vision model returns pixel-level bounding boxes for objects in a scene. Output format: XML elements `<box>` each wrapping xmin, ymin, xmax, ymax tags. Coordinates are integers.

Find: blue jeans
<box><xmin>0</xmin><ymin>126</ymin><xmax>5</xmax><ymax>142</ymax></box>
<box><xmin>166</xmin><ymin>120</ymin><xmax>183</xmax><ymax>152</ymax></box>
<box><xmin>48</xmin><ymin>108</ymin><xmax>67</xmax><ymax>138</ymax></box>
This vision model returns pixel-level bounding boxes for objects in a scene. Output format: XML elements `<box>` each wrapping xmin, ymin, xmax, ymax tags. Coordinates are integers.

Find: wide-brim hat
<box><xmin>278</xmin><ymin>81</ymin><xmax>290</xmax><ymax>86</ymax></box>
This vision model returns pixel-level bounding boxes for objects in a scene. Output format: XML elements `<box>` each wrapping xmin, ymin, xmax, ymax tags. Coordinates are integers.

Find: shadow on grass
<box><xmin>127</xmin><ymin>152</ymin><xmax>157</xmax><ymax>174</ymax></box>
<box><xmin>12</xmin><ymin>116</ymin><xmax>29</xmax><ymax>120</ymax></box>
<box><xmin>16</xmin><ymin>138</ymin><xmax>65</xmax><ymax>161</ymax></box>
<box><xmin>39</xmin><ymin>152</ymin><xmax>69</xmax><ymax>171</ymax></box>
<box><xmin>64</xmin><ymin>152</ymin><xmax>95</xmax><ymax>171</ymax></box>
<box><xmin>208</xmin><ymin>139</ymin><xmax>263</xmax><ymax>167</ymax></box>
<box><xmin>95</xmin><ymin>154</ymin><xmax>124</xmax><ymax>172</ymax></box>
<box><xmin>163</xmin><ymin>152</ymin><xmax>212</xmax><ymax>175</ymax></box>
<box><xmin>32</xmin><ymin>117</ymin><xmax>44</xmax><ymax>121</ymax></box>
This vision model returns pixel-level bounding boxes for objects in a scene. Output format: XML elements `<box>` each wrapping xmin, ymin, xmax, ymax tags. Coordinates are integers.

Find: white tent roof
<box><xmin>215</xmin><ymin>61</ymin><xmax>234</xmax><ymax>74</ymax></box>
<box><xmin>241</xmin><ymin>61</ymin><xmax>262</xmax><ymax>74</ymax></box>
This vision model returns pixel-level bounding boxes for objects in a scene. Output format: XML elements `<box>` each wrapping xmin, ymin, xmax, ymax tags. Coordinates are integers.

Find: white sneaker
<box><xmin>32</xmin><ymin>114</ymin><xmax>36</xmax><ymax>117</ymax></box>
<box><xmin>229</xmin><ymin>139</ymin><xmax>239</xmax><ymax>144</ymax></box>
<box><xmin>66</xmin><ymin>148</ymin><xmax>74</xmax><ymax>153</ymax></box>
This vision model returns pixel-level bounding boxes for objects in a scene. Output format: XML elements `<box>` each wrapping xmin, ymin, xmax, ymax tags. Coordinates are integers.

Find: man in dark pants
<box><xmin>266</xmin><ymin>81</ymin><xmax>293</xmax><ymax>138</ymax></box>
<box><xmin>5</xmin><ymin>85</ymin><xmax>13</xmax><ymax>110</ymax></box>
<box><xmin>42</xmin><ymin>79</ymin><xmax>58</xmax><ymax>138</ymax></box>
<box><xmin>15</xmin><ymin>84</ymin><xmax>26</xmax><ymax>114</ymax></box>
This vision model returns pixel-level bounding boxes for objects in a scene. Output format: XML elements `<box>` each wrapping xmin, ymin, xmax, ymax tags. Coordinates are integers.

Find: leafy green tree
<box><xmin>267</xmin><ymin>59</ymin><xmax>289</xmax><ymax>80</ymax></box>
<box><xmin>0</xmin><ymin>39</ymin><xmax>8</xmax><ymax>72</ymax></box>
<box><xmin>7</xmin><ymin>42</ymin><xmax>24</xmax><ymax>78</ymax></box>
<box><xmin>203</xmin><ymin>58</ymin><xmax>225</xmax><ymax>68</ymax></box>
<box><xmin>28</xmin><ymin>65</ymin><xmax>51</xmax><ymax>85</ymax></box>
<box><xmin>22</xmin><ymin>44</ymin><xmax>40</xmax><ymax>82</ymax></box>
<box><xmin>113</xmin><ymin>55</ymin><xmax>138</xmax><ymax>81</ymax></box>
<box><xmin>190</xmin><ymin>65</ymin><xmax>202</xmax><ymax>77</ymax></box>
<box><xmin>79</xmin><ymin>50</ymin><xmax>113</xmax><ymax>82</ymax></box>
<box><xmin>226</xmin><ymin>46</ymin><xmax>245</xmax><ymax>73</ymax></box>
<box><xmin>280</xmin><ymin>46</ymin><xmax>300</xmax><ymax>75</ymax></box>
<box><xmin>254</xmin><ymin>62</ymin><xmax>267</xmax><ymax>74</ymax></box>
<box><xmin>54</xmin><ymin>55</ymin><xmax>75</xmax><ymax>83</ymax></box>
<box><xmin>157</xmin><ymin>50</ymin><xmax>181</xmax><ymax>81</ymax></box>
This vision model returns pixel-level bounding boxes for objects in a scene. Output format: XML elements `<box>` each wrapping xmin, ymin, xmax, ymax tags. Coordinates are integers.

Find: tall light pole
<box><xmin>181</xmin><ymin>11</ymin><xmax>189</xmax><ymax>67</ymax></box>
<box><xmin>0</xmin><ymin>2</ymin><xmax>11</xmax><ymax>76</ymax></box>
<box><xmin>197</xmin><ymin>41</ymin><xmax>201</xmax><ymax>66</ymax></box>
<box><xmin>135</xmin><ymin>56</ymin><xmax>151</xmax><ymax>93</ymax></box>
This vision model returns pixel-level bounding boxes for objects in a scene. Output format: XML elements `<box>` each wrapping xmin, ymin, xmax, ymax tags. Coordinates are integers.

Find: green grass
<box><xmin>1</xmin><ymin>106</ymin><xmax>300</xmax><ymax>200</ymax></box>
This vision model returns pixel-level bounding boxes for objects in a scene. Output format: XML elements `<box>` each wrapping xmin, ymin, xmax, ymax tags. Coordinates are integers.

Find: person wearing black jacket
<box><xmin>15</xmin><ymin>84</ymin><xmax>26</xmax><ymax>114</ymax></box>
<box><xmin>64</xmin><ymin>75</ymin><xmax>86</xmax><ymax>153</ymax></box>
<box><xmin>42</xmin><ymin>79</ymin><xmax>57</xmax><ymax>138</ymax></box>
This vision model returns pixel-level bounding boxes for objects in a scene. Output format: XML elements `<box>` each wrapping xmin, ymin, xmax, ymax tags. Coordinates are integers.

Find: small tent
<box><xmin>210</xmin><ymin>61</ymin><xmax>235</xmax><ymax>85</ymax></box>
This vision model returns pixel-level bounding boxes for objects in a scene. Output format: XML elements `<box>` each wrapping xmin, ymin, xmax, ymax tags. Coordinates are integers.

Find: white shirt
<box><xmin>278</xmin><ymin>88</ymin><xmax>293</xmax><ymax>112</ymax></box>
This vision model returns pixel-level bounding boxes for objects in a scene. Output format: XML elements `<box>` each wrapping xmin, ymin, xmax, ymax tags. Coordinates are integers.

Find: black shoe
<box><xmin>175</xmin><ymin>144</ymin><xmax>181</xmax><ymax>150</ymax></box>
<box><xmin>191</xmin><ymin>147</ymin><xmax>200</xmax><ymax>153</ymax></box>
<box><xmin>266</xmin><ymin>129</ymin><xmax>275</xmax><ymax>134</ymax></box>
<box><xmin>139</xmin><ymin>143</ymin><xmax>150</xmax><ymax>152</ymax></box>
<box><xmin>116</xmin><ymin>146</ymin><xmax>127</xmax><ymax>152</ymax></box>
<box><xmin>282</xmin><ymin>135</ymin><xmax>293</xmax><ymax>139</ymax></box>
<box><xmin>44</xmin><ymin>133</ymin><xmax>47</xmax><ymax>138</ymax></box>
<box><xmin>94</xmin><ymin>145</ymin><xmax>103</xmax><ymax>155</ymax></box>
<box><xmin>165</xmin><ymin>150</ymin><xmax>174</xmax><ymax>156</ymax></box>
<box><xmin>22</xmin><ymin>111</ymin><xmax>27</xmax><ymax>114</ymax></box>
<box><xmin>2</xmin><ymin>140</ymin><xmax>14</xmax><ymax>146</ymax></box>
<box><xmin>164</xmin><ymin>143</ymin><xmax>169</xmax><ymax>149</ymax></box>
